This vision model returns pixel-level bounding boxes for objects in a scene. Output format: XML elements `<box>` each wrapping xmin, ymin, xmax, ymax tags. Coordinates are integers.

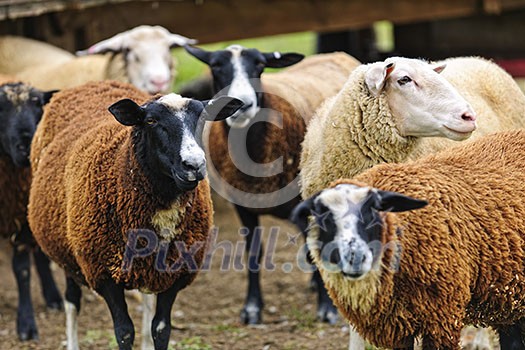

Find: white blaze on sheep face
<box><xmin>314</xmin><ymin>184</ymin><xmax>378</xmax><ymax>280</ymax></box>
<box><xmin>225</xmin><ymin>45</ymin><xmax>260</xmax><ymax>128</ymax></box>
<box><xmin>365</xmin><ymin>57</ymin><xmax>478</xmax><ymax>141</ymax></box>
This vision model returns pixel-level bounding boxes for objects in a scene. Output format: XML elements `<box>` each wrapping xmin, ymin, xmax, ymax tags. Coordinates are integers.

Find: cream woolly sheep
<box><xmin>292</xmin><ymin>130</ymin><xmax>525</xmax><ymax>350</ymax></box>
<box><xmin>27</xmin><ymin>80</ymin><xmax>243</xmax><ymax>350</ymax></box>
<box><xmin>6</xmin><ymin>26</ymin><xmax>195</xmax><ymax>94</ymax></box>
<box><xmin>185</xmin><ymin>44</ymin><xmax>360</xmax><ymax>324</ymax></box>
<box><xmin>300</xmin><ymin>56</ymin><xmax>525</xmax><ymax>199</ymax></box>
<box><xmin>0</xmin><ymin>75</ymin><xmax>57</xmax><ymax>341</ymax></box>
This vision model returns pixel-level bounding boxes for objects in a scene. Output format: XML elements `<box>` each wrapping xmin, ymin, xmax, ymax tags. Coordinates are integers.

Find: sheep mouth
<box><xmin>174</xmin><ymin>172</ymin><xmax>199</xmax><ymax>191</ymax></box>
<box><xmin>443</xmin><ymin>126</ymin><xmax>474</xmax><ymax>138</ymax></box>
<box><xmin>341</xmin><ymin>269</ymin><xmax>369</xmax><ymax>280</ymax></box>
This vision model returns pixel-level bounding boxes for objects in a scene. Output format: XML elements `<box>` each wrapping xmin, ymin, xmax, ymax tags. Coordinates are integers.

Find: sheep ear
<box><xmin>201</xmin><ymin>96</ymin><xmax>244</xmax><ymax>121</ymax></box>
<box><xmin>432</xmin><ymin>63</ymin><xmax>446</xmax><ymax>74</ymax></box>
<box><xmin>167</xmin><ymin>33</ymin><xmax>197</xmax><ymax>48</ymax></box>
<box><xmin>365</xmin><ymin>62</ymin><xmax>396</xmax><ymax>96</ymax></box>
<box><xmin>41</xmin><ymin>90</ymin><xmax>58</xmax><ymax>105</ymax></box>
<box><xmin>290</xmin><ymin>195</ymin><xmax>318</xmax><ymax>234</ymax></box>
<box><xmin>263</xmin><ymin>52</ymin><xmax>304</xmax><ymax>68</ymax></box>
<box><xmin>373</xmin><ymin>189</ymin><xmax>428</xmax><ymax>213</ymax></box>
<box><xmin>76</xmin><ymin>32</ymin><xmax>126</xmax><ymax>56</ymax></box>
<box><xmin>184</xmin><ymin>45</ymin><xmax>212</xmax><ymax>64</ymax></box>
<box><xmin>108</xmin><ymin>99</ymin><xmax>146</xmax><ymax>126</ymax></box>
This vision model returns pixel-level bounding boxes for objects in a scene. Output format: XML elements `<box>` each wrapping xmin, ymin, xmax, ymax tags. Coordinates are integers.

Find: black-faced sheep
<box><xmin>2</xmin><ymin>26</ymin><xmax>195</xmax><ymax>94</ymax></box>
<box><xmin>27</xmin><ymin>80</ymin><xmax>243</xmax><ymax>350</ymax></box>
<box><xmin>185</xmin><ymin>44</ymin><xmax>360</xmax><ymax>324</ymax></box>
<box><xmin>293</xmin><ymin>130</ymin><xmax>525</xmax><ymax>350</ymax></box>
<box><xmin>0</xmin><ymin>76</ymin><xmax>57</xmax><ymax>341</ymax></box>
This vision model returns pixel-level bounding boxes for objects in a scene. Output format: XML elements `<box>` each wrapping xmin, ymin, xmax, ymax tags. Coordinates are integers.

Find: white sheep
<box><xmin>300</xmin><ymin>56</ymin><xmax>525</xmax><ymax>199</ymax></box>
<box><xmin>292</xmin><ymin>129</ymin><xmax>525</xmax><ymax>350</ymax></box>
<box><xmin>3</xmin><ymin>26</ymin><xmax>196</xmax><ymax>94</ymax></box>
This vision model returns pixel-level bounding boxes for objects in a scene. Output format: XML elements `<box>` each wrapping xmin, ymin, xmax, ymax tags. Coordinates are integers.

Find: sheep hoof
<box><xmin>317</xmin><ymin>302</ymin><xmax>339</xmax><ymax>325</ymax></box>
<box><xmin>17</xmin><ymin>318</ymin><xmax>39</xmax><ymax>341</ymax></box>
<box><xmin>240</xmin><ymin>303</ymin><xmax>262</xmax><ymax>325</ymax></box>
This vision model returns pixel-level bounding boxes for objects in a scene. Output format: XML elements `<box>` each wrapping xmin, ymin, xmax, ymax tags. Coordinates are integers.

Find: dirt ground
<box><xmin>0</xmin><ymin>195</ymin><xmax>350</xmax><ymax>350</ymax></box>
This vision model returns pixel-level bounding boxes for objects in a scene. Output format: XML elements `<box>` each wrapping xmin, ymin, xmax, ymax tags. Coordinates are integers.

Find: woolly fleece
<box><xmin>300</xmin><ymin>56</ymin><xmax>525</xmax><ymax>198</ymax></box>
<box><xmin>309</xmin><ymin>130</ymin><xmax>525</xmax><ymax>349</ymax></box>
<box><xmin>28</xmin><ymin>81</ymin><xmax>213</xmax><ymax>292</ymax></box>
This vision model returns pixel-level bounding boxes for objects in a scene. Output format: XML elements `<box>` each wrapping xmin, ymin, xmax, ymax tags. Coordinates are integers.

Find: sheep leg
<box><xmin>313</xmin><ymin>269</ymin><xmax>339</xmax><ymax>324</ymax></box>
<box><xmin>12</xmin><ymin>242</ymin><xmax>38</xmax><ymax>341</ymax></box>
<box><xmin>65</xmin><ymin>276</ymin><xmax>82</xmax><ymax>350</ymax></box>
<box><xmin>236</xmin><ymin>205</ymin><xmax>264</xmax><ymax>325</ymax></box>
<box><xmin>97</xmin><ymin>279</ymin><xmax>134</xmax><ymax>350</ymax></box>
<box><xmin>141</xmin><ymin>293</ymin><xmax>155</xmax><ymax>350</ymax></box>
<box><xmin>151</xmin><ymin>274</ymin><xmax>193</xmax><ymax>350</ymax></box>
<box><xmin>33</xmin><ymin>247</ymin><xmax>63</xmax><ymax>310</ymax></box>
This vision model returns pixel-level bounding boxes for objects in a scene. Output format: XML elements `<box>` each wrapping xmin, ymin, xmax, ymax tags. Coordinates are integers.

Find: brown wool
<box><xmin>28</xmin><ymin>81</ymin><xmax>213</xmax><ymax>292</ymax></box>
<box><xmin>314</xmin><ymin>131</ymin><xmax>525</xmax><ymax>349</ymax></box>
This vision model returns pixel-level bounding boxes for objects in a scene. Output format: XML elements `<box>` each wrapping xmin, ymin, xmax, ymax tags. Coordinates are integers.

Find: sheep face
<box><xmin>292</xmin><ymin>184</ymin><xmax>427</xmax><ymax>280</ymax></box>
<box><xmin>184</xmin><ymin>44</ymin><xmax>304</xmax><ymax>128</ymax></box>
<box><xmin>77</xmin><ymin>26</ymin><xmax>196</xmax><ymax>94</ymax></box>
<box><xmin>365</xmin><ymin>57</ymin><xmax>478</xmax><ymax>141</ymax></box>
<box><xmin>109</xmin><ymin>94</ymin><xmax>244</xmax><ymax>191</ymax></box>
<box><xmin>0</xmin><ymin>83</ymin><xmax>55</xmax><ymax>167</ymax></box>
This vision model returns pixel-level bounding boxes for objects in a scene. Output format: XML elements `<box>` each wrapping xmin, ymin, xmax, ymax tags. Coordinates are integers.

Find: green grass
<box><xmin>175</xmin><ymin>336</ymin><xmax>212</xmax><ymax>350</ymax></box>
<box><xmin>171</xmin><ymin>31</ymin><xmax>316</xmax><ymax>92</ymax></box>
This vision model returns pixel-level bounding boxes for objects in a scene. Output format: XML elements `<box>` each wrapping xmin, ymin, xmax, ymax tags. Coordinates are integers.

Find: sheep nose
<box><xmin>182</xmin><ymin>160</ymin><xmax>205</xmax><ymax>181</ymax></box>
<box><xmin>461</xmin><ymin>112</ymin><xmax>476</xmax><ymax>122</ymax></box>
<box><xmin>150</xmin><ymin>78</ymin><xmax>168</xmax><ymax>91</ymax></box>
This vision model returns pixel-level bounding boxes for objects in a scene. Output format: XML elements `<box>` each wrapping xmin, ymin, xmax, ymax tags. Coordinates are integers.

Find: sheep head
<box><xmin>78</xmin><ymin>25</ymin><xmax>196</xmax><ymax>95</ymax></box>
<box><xmin>0</xmin><ymin>83</ymin><xmax>55</xmax><ymax>167</ymax></box>
<box><xmin>108</xmin><ymin>94</ymin><xmax>243</xmax><ymax>192</ymax></box>
<box><xmin>364</xmin><ymin>57</ymin><xmax>478</xmax><ymax>141</ymax></box>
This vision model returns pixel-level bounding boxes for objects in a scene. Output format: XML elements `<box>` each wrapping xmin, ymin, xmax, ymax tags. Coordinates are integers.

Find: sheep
<box><xmin>0</xmin><ymin>75</ymin><xmax>58</xmax><ymax>341</ymax></box>
<box><xmin>185</xmin><ymin>44</ymin><xmax>360</xmax><ymax>324</ymax></box>
<box><xmin>300</xmin><ymin>56</ymin><xmax>525</xmax><ymax>199</ymax></box>
<box><xmin>292</xmin><ymin>129</ymin><xmax>525</xmax><ymax>350</ymax></box>
<box><xmin>5</xmin><ymin>26</ymin><xmax>196</xmax><ymax>94</ymax></box>
<box><xmin>0</xmin><ymin>35</ymin><xmax>74</xmax><ymax>74</ymax></box>
<box><xmin>299</xmin><ymin>56</ymin><xmax>525</xmax><ymax>349</ymax></box>
<box><xmin>27</xmin><ymin>80</ymin><xmax>244</xmax><ymax>350</ymax></box>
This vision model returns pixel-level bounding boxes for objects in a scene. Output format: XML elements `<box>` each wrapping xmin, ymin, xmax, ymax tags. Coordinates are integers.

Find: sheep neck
<box><xmin>334</xmin><ymin>67</ymin><xmax>418</xmax><ymax>164</ymax></box>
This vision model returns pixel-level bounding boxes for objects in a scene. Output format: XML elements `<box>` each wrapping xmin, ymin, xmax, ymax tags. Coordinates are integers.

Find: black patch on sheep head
<box><xmin>292</xmin><ymin>185</ymin><xmax>427</xmax><ymax>279</ymax></box>
<box><xmin>0</xmin><ymin>83</ymin><xmax>56</xmax><ymax>168</ymax></box>
<box><xmin>184</xmin><ymin>44</ymin><xmax>303</xmax><ymax>127</ymax></box>
<box><xmin>109</xmin><ymin>95</ymin><xmax>244</xmax><ymax>196</ymax></box>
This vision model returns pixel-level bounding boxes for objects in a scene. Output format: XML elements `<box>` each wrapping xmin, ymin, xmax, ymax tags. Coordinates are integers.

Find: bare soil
<box><xmin>0</xmin><ymin>196</ymin><xmax>350</xmax><ymax>350</ymax></box>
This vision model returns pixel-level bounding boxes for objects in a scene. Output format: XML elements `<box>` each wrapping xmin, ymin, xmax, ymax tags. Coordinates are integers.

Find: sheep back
<box><xmin>29</xmin><ymin>81</ymin><xmax>212</xmax><ymax>291</ymax></box>
<box><xmin>320</xmin><ymin>130</ymin><xmax>525</xmax><ymax>348</ymax></box>
<box><xmin>0</xmin><ymin>36</ymin><xmax>73</xmax><ymax>75</ymax></box>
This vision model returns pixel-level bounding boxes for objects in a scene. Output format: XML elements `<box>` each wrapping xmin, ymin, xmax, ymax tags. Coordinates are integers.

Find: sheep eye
<box><xmin>397</xmin><ymin>76</ymin><xmax>412</xmax><ymax>85</ymax></box>
<box><xmin>145</xmin><ymin>117</ymin><xmax>157</xmax><ymax>125</ymax></box>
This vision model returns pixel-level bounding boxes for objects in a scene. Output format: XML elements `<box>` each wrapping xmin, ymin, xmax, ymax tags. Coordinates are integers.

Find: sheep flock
<box><xmin>1</xmin><ymin>22</ymin><xmax>525</xmax><ymax>350</ymax></box>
